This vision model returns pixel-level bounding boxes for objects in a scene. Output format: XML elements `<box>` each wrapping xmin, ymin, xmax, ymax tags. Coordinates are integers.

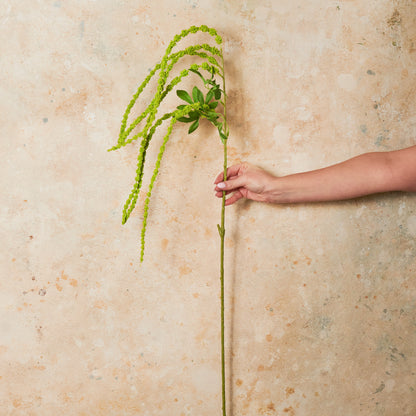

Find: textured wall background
<box><xmin>1</xmin><ymin>1</ymin><xmax>416</xmax><ymax>415</ymax></box>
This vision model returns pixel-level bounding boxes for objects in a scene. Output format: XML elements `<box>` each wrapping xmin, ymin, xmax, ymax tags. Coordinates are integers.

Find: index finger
<box><xmin>214</xmin><ymin>170</ymin><xmax>225</xmax><ymax>184</ymax></box>
<box><xmin>214</xmin><ymin>163</ymin><xmax>244</xmax><ymax>184</ymax></box>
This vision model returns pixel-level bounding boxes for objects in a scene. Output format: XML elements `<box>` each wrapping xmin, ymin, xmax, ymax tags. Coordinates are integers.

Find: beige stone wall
<box><xmin>1</xmin><ymin>1</ymin><xmax>415</xmax><ymax>415</ymax></box>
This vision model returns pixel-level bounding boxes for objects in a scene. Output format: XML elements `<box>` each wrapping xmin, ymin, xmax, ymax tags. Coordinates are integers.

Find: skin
<box><xmin>214</xmin><ymin>145</ymin><xmax>416</xmax><ymax>206</ymax></box>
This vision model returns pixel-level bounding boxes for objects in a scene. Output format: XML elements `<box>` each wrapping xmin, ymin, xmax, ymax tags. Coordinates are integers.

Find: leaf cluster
<box><xmin>176</xmin><ymin>67</ymin><xmax>228</xmax><ymax>142</ymax></box>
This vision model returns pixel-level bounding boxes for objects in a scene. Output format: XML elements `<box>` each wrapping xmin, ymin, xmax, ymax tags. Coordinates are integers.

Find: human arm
<box><xmin>214</xmin><ymin>145</ymin><xmax>416</xmax><ymax>206</ymax></box>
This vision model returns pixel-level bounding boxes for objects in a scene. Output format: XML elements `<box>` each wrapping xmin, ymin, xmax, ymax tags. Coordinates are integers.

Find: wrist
<box><xmin>264</xmin><ymin>176</ymin><xmax>286</xmax><ymax>204</ymax></box>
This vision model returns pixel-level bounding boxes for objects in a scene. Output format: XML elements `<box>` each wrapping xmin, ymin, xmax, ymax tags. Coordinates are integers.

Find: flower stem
<box><xmin>220</xmin><ymin>140</ymin><xmax>227</xmax><ymax>416</ymax></box>
<box><xmin>220</xmin><ymin>49</ymin><xmax>228</xmax><ymax>416</ymax></box>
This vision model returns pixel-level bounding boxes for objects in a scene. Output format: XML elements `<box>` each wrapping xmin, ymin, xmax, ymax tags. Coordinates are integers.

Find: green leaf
<box><xmin>206</xmin><ymin>89</ymin><xmax>215</xmax><ymax>103</ymax></box>
<box><xmin>178</xmin><ymin>111</ymin><xmax>200</xmax><ymax>123</ymax></box>
<box><xmin>192</xmin><ymin>86</ymin><xmax>204</xmax><ymax>104</ymax></box>
<box><xmin>177</xmin><ymin>90</ymin><xmax>193</xmax><ymax>104</ymax></box>
<box><xmin>177</xmin><ymin>117</ymin><xmax>194</xmax><ymax>123</ymax></box>
<box><xmin>176</xmin><ymin>104</ymin><xmax>187</xmax><ymax>110</ymax></box>
<box><xmin>220</xmin><ymin>131</ymin><xmax>228</xmax><ymax>143</ymax></box>
<box><xmin>208</xmin><ymin>101</ymin><xmax>218</xmax><ymax>109</ymax></box>
<box><xmin>188</xmin><ymin>111</ymin><xmax>200</xmax><ymax>120</ymax></box>
<box><xmin>214</xmin><ymin>88</ymin><xmax>221</xmax><ymax>100</ymax></box>
<box><xmin>188</xmin><ymin>119</ymin><xmax>199</xmax><ymax>134</ymax></box>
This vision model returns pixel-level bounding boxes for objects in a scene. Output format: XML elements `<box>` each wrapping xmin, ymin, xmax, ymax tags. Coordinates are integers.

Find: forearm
<box><xmin>215</xmin><ymin>146</ymin><xmax>416</xmax><ymax>205</ymax></box>
<box><xmin>269</xmin><ymin>148</ymin><xmax>416</xmax><ymax>204</ymax></box>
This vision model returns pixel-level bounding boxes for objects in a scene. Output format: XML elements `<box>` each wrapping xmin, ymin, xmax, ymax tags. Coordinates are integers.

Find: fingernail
<box><xmin>217</xmin><ymin>182</ymin><xmax>225</xmax><ymax>189</ymax></box>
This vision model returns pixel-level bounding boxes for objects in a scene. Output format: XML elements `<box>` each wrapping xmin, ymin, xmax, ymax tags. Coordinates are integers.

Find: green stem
<box><xmin>220</xmin><ymin>50</ymin><xmax>228</xmax><ymax>416</ymax></box>
<box><xmin>220</xmin><ymin>141</ymin><xmax>227</xmax><ymax>416</ymax></box>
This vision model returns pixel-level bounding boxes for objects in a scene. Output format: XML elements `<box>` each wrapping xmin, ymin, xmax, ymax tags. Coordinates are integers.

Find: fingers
<box><xmin>214</xmin><ymin>162</ymin><xmax>250</xmax><ymax>206</ymax></box>
<box><xmin>215</xmin><ymin>189</ymin><xmax>233</xmax><ymax>198</ymax></box>
<box><xmin>215</xmin><ymin>174</ymin><xmax>247</xmax><ymax>192</ymax></box>
<box><xmin>225</xmin><ymin>191</ymin><xmax>244</xmax><ymax>205</ymax></box>
<box><xmin>214</xmin><ymin>163</ymin><xmax>246</xmax><ymax>184</ymax></box>
<box><xmin>214</xmin><ymin>171</ymin><xmax>224</xmax><ymax>184</ymax></box>
<box><xmin>215</xmin><ymin>189</ymin><xmax>244</xmax><ymax>205</ymax></box>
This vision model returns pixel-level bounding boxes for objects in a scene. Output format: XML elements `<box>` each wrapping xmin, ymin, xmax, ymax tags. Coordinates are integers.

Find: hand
<box><xmin>214</xmin><ymin>162</ymin><xmax>279</xmax><ymax>205</ymax></box>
